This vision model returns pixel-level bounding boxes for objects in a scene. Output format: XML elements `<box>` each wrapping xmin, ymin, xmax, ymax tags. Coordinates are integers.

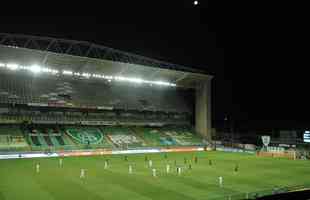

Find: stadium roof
<box><xmin>0</xmin><ymin>33</ymin><xmax>212</xmax><ymax>88</ymax></box>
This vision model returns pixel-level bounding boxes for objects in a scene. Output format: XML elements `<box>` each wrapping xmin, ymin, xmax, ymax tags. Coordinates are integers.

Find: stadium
<box><xmin>0</xmin><ymin>33</ymin><xmax>309</xmax><ymax>200</ymax></box>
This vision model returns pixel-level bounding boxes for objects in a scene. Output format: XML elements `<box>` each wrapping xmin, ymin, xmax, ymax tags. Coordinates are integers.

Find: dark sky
<box><xmin>0</xmin><ymin>1</ymin><xmax>308</xmax><ymax>130</ymax></box>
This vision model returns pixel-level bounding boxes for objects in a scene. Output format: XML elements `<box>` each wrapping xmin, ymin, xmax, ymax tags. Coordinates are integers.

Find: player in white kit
<box><xmin>219</xmin><ymin>176</ymin><xmax>223</xmax><ymax>187</ymax></box>
<box><xmin>148</xmin><ymin>160</ymin><xmax>153</xmax><ymax>168</ymax></box>
<box><xmin>129</xmin><ymin>165</ymin><xmax>133</xmax><ymax>174</ymax></box>
<box><xmin>80</xmin><ymin>169</ymin><xmax>85</xmax><ymax>178</ymax></box>
<box><xmin>59</xmin><ymin>158</ymin><xmax>63</xmax><ymax>167</ymax></box>
<box><xmin>104</xmin><ymin>160</ymin><xmax>108</xmax><ymax>169</ymax></box>
<box><xmin>166</xmin><ymin>164</ymin><xmax>170</xmax><ymax>174</ymax></box>
<box><xmin>177</xmin><ymin>167</ymin><xmax>182</xmax><ymax>175</ymax></box>
<box><xmin>152</xmin><ymin>168</ymin><xmax>157</xmax><ymax>177</ymax></box>
<box><xmin>36</xmin><ymin>163</ymin><xmax>40</xmax><ymax>173</ymax></box>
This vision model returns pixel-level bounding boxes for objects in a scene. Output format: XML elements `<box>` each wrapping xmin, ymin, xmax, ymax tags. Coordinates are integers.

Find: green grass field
<box><xmin>0</xmin><ymin>151</ymin><xmax>309</xmax><ymax>200</ymax></box>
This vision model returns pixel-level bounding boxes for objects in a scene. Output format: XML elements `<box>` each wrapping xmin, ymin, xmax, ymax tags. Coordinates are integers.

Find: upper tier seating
<box><xmin>0</xmin><ymin>70</ymin><xmax>192</xmax><ymax>113</ymax></box>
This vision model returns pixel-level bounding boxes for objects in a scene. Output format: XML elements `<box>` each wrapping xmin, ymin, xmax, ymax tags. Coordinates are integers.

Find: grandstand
<box><xmin>0</xmin><ymin>33</ymin><xmax>212</xmax><ymax>151</ymax></box>
<box><xmin>1</xmin><ymin>34</ymin><xmax>310</xmax><ymax>200</ymax></box>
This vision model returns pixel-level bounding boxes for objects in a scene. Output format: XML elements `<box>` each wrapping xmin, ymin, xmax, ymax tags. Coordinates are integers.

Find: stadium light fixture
<box><xmin>6</xmin><ymin>63</ymin><xmax>19</xmax><ymax>70</ymax></box>
<box><xmin>82</xmin><ymin>73</ymin><xmax>91</xmax><ymax>78</ymax></box>
<box><xmin>63</xmin><ymin>70</ymin><xmax>73</xmax><ymax>75</ymax></box>
<box><xmin>0</xmin><ymin>60</ymin><xmax>177</xmax><ymax>87</ymax></box>
<box><xmin>41</xmin><ymin>68</ymin><xmax>52</xmax><ymax>73</ymax></box>
<box><xmin>19</xmin><ymin>65</ymin><xmax>27</xmax><ymax>70</ymax></box>
<box><xmin>29</xmin><ymin>65</ymin><xmax>42</xmax><ymax>73</ymax></box>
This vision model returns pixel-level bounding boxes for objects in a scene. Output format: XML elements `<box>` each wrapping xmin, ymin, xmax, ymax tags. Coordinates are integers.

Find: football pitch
<box><xmin>0</xmin><ymin>151</ymin><xmax>309</xmax><ymax>200</ymax></box>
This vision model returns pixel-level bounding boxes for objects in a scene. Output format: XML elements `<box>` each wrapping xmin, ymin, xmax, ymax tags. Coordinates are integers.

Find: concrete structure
<box><xmin>196</xmin><ymin>79</ymin><xmax>212</xmax><ymax>141</ymax></box>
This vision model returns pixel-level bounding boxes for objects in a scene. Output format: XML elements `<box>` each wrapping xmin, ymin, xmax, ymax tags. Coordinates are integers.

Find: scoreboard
<box><xmin>304</xmin><ymin>131</ymin><xmax>310</xmax><ymax>143</ymax></box>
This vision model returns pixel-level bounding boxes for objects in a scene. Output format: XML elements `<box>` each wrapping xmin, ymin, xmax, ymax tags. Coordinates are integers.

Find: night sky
<box><xmin>0</xmin><ymin>1</ymin><xmax>308</xmax><ymax>130</ymax></box>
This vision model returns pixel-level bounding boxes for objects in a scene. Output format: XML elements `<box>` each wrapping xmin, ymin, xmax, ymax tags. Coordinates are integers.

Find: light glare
<box><xmin>0</xmin><ymin>61</ymin><xmax>176</xmax><ymax>87</ymax></box>
<box><xmin>29</xmin><ymin>65</ymin><xmax>42</xmax><ymax>73</ymax></box>
<box><xmin>6</xmin><ymin>63</ymin><xmax>19</xmax><ymax>70</ymax></box>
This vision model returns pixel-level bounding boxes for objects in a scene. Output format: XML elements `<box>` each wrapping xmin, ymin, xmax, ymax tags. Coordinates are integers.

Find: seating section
<box><xmin>160</xmin><ymin>126</ymin><xmax>203</xmax><ymax>146</ymax></box>
<box><xmin>25</xmin><ymin>126</ymin><xmax>70</xmax><ymax>148</ymax></box>
<box><xmin>0</xmin><ymin>70</ymin><xmax>192</xmax><ymax>113</ymax></box>
<box><xmin>0</xmin><ymin>125</ymin><xmax>202</xmax><ymax>151</ymax></box>
<box><xmin>30</xmin><ymin>135</ymin><xmax>40</xmax><ymax>146</ymax></box>
<box><xmin>132</xmin><ymin>127</ymin><xmax>164</xmax><ymax>146</ymax></box>
<box><xmin>133</xmin><ymin>126</ymin><xmax>203</xmax><ymax>146</ymax></box>
<box><xmin>66</xmin><ymin>127</ymin><xmax>112</xmax><ymax>148</ymax></box>
<box><xmin>0</xmin><ymin>126</ymin><xmax>29</xmax><ymax>150</ymax></box>
<box><xmin>102</xmin><ymin>126</ymin><xmax>145</xmax><ymax>148</ymax></box>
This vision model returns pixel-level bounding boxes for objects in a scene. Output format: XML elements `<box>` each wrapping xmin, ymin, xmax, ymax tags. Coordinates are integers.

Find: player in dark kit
<box><xmin>234</xmin><ymin>163</ymin><xmax>239</xmax><ymax>173</ymax></box>
<box><xmin>184</xmin><ymin>157</ymin><xmax>187</xmax><ymax>164</ymax></box>
<box><xmin>124</xmin><ymin>156</ymin><xmax>128</xmax><ymax>161</ymax></box>
<box><xmin>189</xmin><ymin>164</ymin><xmax>192</xmax><ymax>170</ymax></box>
<box><xmin>194</xmin><ymin>156</ymin><xmax>198</xmax><ymax>164</ymax></box>
<box><xmin>145</xmin><ymin>155</ymin><xmax>148</xmax><ymax>162</ymax></box>
<box><xmin>209</xmin><ymin>159</ymin><xmax>212</xmax><ymax>166</ymax></box>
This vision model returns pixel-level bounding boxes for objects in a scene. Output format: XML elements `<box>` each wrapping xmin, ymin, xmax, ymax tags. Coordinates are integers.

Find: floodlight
<box><xmin>6</xmin><ymin>63</ymin><xmax>19</xmax><ymax>70</ymax></box>
<box><xmin>82</xmin><ymin>73</ymin><xmax>91</xmax><ymax>78</ymax></box>
<box><xmin>29</xmin><ymin>65</ymin><xmax>42</xmax><ymax>73</ymax></box>
<box><xmin>63</xmin><ymin>70</ymin><xmax>73</xmax><ymax>75</ymax></box>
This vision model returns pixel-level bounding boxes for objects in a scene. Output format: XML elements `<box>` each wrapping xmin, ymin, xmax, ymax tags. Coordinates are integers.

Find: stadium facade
<box><xmin>0</xmin><ymin>33</ymin><xmax>212</xmax><ymax>149</ymax></box>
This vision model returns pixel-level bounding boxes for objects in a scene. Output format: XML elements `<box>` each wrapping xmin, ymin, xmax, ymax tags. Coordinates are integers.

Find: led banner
<box><xmin>161</xmin><ymin>147</ymin><xmax>204</xmax><ymax>152</ymax></box>
<box><xmin>0</xmin><ymin>153</ymin><xmax>58</xmax><ymax>159</ymax></box>
<box><xmin>97</xmin><ymin>106</ymin><xmax>114</xmax><ymax>110</ymax></box>
<box><xmin>80</xmin><ymin>121</ymin><xmax>117</xmax><ymax>126</ymax></box>
<box><xmin>27</xmin><ymin>103</ymin><xmax>48</xmax><ymax>107</ymax></box>
<box><xmin>59</xmin><ymin>150</ymin><xmax>112</xmax><ymax>157</ymax></box>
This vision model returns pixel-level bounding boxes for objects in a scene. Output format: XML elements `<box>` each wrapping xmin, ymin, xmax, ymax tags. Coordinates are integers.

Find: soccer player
<box><xmin>36</xmin><ymin>163</ymin><xmax>40</xmax><ymax>173</ymax></box>
<box><xmin>104</xmin><ymin>160</ymin><xmax>108</xmax><ymax>169</ymax></box>
<box><xmin>148</xmin><ymin>159</ymin><xmax>153</xmax><ymax>168</ymax></box>
<box><xmin>164</xmin><ymin>154</ymin><xmax>168</xmax><ymax>159</ymax></box>
<box><xmin>184</xmin><ymin>157</ymin><xmax>187</xmax><ymax>164</ymax></box>
<box><xmin>177</xmin><ymin>167</ymin><xmax>182</xmax><ymax>175</ymax></box>
<box><xmin>152</xmin><ymin>168</ymin><xmax>157</xmax><ymax>177</ymax></box>
<box><xmin>59</xmin><ymin>158</ymin><xmax>63</xmax><ymax>168</ymax></box>
<box><xmin>194</xmin><ymin>156</ymin><xmax>198</xmax><ymax>164</ymax></box>
<box><xmin>166</xmin><ymin>164</ymin><xmax>170</xmax><ymax>174</ymax></box>
<box><xmin>188</xmin><ymin>164</ymin><xmax>192</xmax><ymax>170</ymax></box>
<box><xmin>219</xmin><ymin>176</ymin><xmax>223</xmax><ymax>187</ymax></box>
<box><xmin>174</xmin><ymin>160</ymin><xmax>177</xmax><ymax>166</ymax></box>
<box><xmin>80</xmin><ymin>169</ymin><xmax>85</xmax><ymax>179</ymax></box>
<box><xmin>145</xmin><ymin>155</ymin><xmax>148</xmax><ymax>162</ymax></box>
<box><xmin>234</xmin><ymin>163</ymin><xmax>239</xmax><ymax>173</ymax></box>
<box><xmin>209</xmin><ymin>159</ymin><xmax>212</xmax><ymax>166</ymax></box>
<box><xmin>129</xmin><ymin>165</ymin><xmax>133</xmax><ymax>174</ymax></box>
<box><xmin>124</xmin><ymin>155</ymin><xmax>128</xmax><ymax>161</ymax></box>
